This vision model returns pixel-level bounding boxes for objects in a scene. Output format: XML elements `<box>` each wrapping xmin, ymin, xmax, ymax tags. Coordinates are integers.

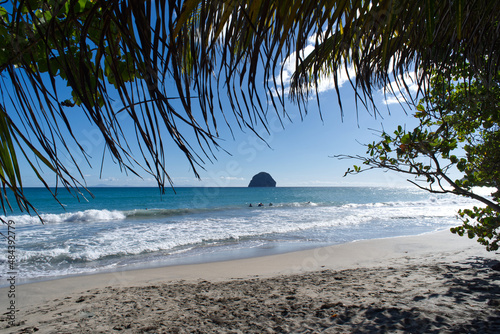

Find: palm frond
<box><xmin>1</xmin><ymin>0</ymin><xmax>499</xmax><ymax>214</ymax></box>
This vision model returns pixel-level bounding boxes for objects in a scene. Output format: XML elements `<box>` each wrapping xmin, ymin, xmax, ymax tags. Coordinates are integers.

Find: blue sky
<box><xmin>17</xmin><ymin>81</ymin><xmax>420</xmax><ymax>189</ymax></box>
<box><xmin>11</xmin><ymin>35</ymin><xmax>423</xmax><ymax>189</ymax></box>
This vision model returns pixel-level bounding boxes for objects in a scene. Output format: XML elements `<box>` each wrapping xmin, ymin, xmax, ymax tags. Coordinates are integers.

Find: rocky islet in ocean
<box><xmin>248</xmin><ymin>172</ymin><xmax>276</xmax><ymax>187</ymax></box>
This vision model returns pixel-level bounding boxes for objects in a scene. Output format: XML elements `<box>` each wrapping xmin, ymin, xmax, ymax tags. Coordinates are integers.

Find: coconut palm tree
<box><xmin>1</xmin><ymin>0</ymin><xmax>499</xmax><ymax>214</ymax></box>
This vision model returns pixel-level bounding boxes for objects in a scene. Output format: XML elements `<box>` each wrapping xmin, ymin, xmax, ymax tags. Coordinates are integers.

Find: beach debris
<box><xmin>75</xmin><ymin>296</ymin><xmax>86</xmax><ymax>303</ymax></box>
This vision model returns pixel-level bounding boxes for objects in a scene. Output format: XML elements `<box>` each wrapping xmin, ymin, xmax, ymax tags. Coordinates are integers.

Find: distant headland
<box><xmin>248</xmin><ymin>172</ymin><xmax>276</xmax><ymax>187</ymax></box>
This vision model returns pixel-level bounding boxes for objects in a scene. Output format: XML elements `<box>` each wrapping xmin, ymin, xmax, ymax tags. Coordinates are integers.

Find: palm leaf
<box><xmin>1</xmin><ymin>0</ymin><xmax>499</xmax><ymax>214</ymax></box>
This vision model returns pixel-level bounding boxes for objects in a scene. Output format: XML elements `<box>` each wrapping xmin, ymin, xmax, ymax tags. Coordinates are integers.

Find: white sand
<box><xmin>1</xmin><ymin>230</ymin><xmax>500</xmax><ymax>333</ymax></box>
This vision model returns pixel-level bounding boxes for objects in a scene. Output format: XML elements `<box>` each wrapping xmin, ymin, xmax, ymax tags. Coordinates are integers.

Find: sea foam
<box><xmin>1</xmin><ymin>209</ymin><xmax>126</xmax><ymax>225</ymax></box>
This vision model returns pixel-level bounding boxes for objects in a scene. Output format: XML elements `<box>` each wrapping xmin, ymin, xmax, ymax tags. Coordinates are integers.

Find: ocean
<box><xmin>0</xmin><ymin>186</ymin><xmax>476</xmax><ymax>285</ymax></box>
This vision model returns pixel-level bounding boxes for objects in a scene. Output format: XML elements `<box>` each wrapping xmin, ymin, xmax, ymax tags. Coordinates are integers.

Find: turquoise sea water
<box><xmin>0</xmin><ymin>186</ymin><xmax>475</xmax><ymax>285</ymax></box>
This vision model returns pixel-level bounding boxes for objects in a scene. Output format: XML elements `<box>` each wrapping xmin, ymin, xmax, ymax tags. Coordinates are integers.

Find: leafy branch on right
<box><xmin>338</xmin><ymin>59</ymin><xmax>500</xmax><ymax>251</ymax></box>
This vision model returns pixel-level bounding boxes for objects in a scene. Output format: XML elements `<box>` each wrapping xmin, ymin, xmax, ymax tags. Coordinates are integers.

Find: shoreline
<box><xmin>2</xmin><ymin>230</ymin><xmax>500</xmax><ymax>333</ymax></box>
<box><xmin>0</xmin><ymin>229</ymin><xmax>460</xmax><ymax>303</ymax></box>
<box><xmin>3</xmin><ymin>228</ymin><xmax>452</xmax><ymax>289</ymax></box>
<box><xmin>0</xmin><ymin>230</ymin><xmax>494</xmax><ymax>305</ymax></box>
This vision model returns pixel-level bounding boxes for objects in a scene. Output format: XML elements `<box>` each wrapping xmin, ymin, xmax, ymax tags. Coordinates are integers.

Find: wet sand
<box><xmin>1</xmin><ymin>230</ymin><xmax>500</xmax><ymax>333</ymax></box>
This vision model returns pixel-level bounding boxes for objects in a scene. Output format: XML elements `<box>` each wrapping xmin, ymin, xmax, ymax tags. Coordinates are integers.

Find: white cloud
<box><xmin>383</xmin><ymin>95</ymin><xmax>402</xmax><ymax>105</ymax></box>
<box><xmin>219</xmin><ymin>176</ymin><xmax>245</xmax><ymax>181</ymax></box>
<box><xmin>381</xmin><ymin>72</ymin><xmax>420</xmax><ymax>105</ymax></box>
<box><xmin>273</xmin><ymin>33</ymin><xmax>423</xmax><ymax>107</ymax></box>
<box><xmin>103</xmin><ymin>177</ymin><xmax>120</xmax><ymax>183</ymax></box>
<box><xmin>275</xmin><ymin>36</ymin><xmax>356</xmax><ymax>97</ymax></box>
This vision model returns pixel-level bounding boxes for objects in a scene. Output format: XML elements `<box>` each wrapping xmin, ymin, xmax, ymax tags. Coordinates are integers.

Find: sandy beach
<box><xmin>1</xmin><ymin>230</ymin><xmax>500</xmax><ymax>333</ymax></box>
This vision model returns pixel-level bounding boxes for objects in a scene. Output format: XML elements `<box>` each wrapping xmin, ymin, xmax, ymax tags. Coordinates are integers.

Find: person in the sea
<box><xmin>269</xmin><ymin>203</ymin><xmax>273</xmax><ymax>206</ymax></box>
<box><xmin>258</xmin><ymin>203</ymin><xmax>263</xmax><ymax>207</ymax></box>
<box><xmin>249</xmin><ymin>203</ymin><xmax>253</xmax><ymax>207</ymax></box>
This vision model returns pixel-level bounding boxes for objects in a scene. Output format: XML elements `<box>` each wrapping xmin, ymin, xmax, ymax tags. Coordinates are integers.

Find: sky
<box><xmin>16</xmin><ymin>80</ymin><xmax>421</xmax><ymax>189</ymax></box>
<box><xmin>12</xmin><ymin>35</ymin><xmax>423</xmax><ymax>189</ymax></box>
